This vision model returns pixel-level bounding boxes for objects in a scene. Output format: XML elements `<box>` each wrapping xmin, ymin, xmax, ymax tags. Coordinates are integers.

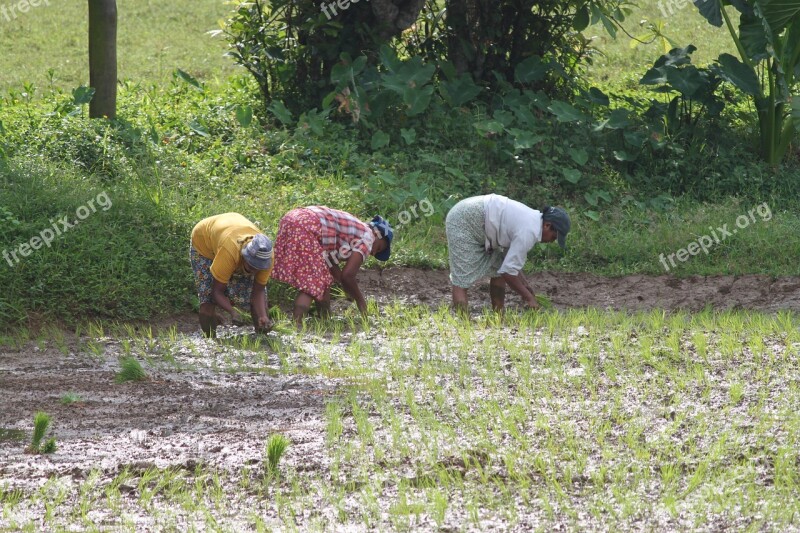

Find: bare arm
<box><xmin>212</xmin><ymin>280</ymin><xmax>244</xmax><ymax>322</ymax></box>
<box><xmin>328</xmin><ymin>263</ymin><xmax>343</xmax><ymax>285</ymax></box>
<box><xmin>340</xmin><ymin>252</ymin><xmax>367</xmax><ymax>313</ymax></box>
<box><xmin>250</xmin><ymin>282</ymin><xmax>272</xmax><ymax>332</ymax></box>
<box><xmin>501</xmin><ymin>273</ymin><xmax>539</xmax><ymax>309</ymax></box>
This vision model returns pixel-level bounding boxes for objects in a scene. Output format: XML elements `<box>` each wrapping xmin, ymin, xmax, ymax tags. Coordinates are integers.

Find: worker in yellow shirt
<box><xmin>190</xmin><ymin>213</ymin><xmax>274</xmax><ymax>337</ymax></box>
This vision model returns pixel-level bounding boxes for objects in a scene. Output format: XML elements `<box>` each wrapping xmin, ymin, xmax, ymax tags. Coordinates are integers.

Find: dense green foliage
<box><xmin>219</xmin><ymin>0</ymin><xmax>631</xmax><ymax>109</ymax></box>
<box><xmin>694</xmin><ymin>0</ymin><xmax>800</xmax><ymax>163</ymax></box>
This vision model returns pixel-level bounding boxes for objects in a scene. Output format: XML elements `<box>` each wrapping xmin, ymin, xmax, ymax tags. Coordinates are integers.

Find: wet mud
<box><xmin>360</xmin><ymin>268</ymin><xmax>800</xmax><ymax>312</ymax></box>
<box><xmin>2</xmin><ymin>268</ymin><xmax>800</xmax><ymax>529</ymax></box>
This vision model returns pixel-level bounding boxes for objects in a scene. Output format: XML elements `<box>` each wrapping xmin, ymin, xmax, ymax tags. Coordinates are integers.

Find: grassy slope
<box><xmin>0</xmin><ymin>0</ymin><xmax>234</xmax><ymax>92</ymax></box>
<box><xmin>585</xmin><ymin>3</ymin><xmax>737</xmax><ymax>89</ymax></box>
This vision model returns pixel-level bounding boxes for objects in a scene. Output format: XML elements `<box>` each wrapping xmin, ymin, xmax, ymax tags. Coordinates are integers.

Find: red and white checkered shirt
<box><xmin>306</xmin><ymin>206</ymin><xmax>374</xmax><ymax>259</ymax></box>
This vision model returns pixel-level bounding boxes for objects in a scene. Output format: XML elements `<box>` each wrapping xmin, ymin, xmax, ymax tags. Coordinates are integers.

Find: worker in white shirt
<box><xmin>445</xmin><ymin>194</ymin><xmax>570</xmax><ymax>312</ymax></box>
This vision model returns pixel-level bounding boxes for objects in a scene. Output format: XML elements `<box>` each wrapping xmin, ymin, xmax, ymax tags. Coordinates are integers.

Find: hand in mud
<box><xmin>231</xmin><ymin>310</ymin><xmax>247</xmax><ymax>327</ymax></box>
<box><xmin>255</xmin><ymin>316</ymin><xmax>273</xmax><ymax>334</ymax></box>
<box><xmin>524</xmin><ymin>296</ymin><xmax>541</xmax><ymax>310</ymax></box>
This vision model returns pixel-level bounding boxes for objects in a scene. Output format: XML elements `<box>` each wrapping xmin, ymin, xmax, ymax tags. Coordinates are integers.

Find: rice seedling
<box><xmin>41</xmin><ymin>438</ymin><xmax>57</xmax><ymax>454</ymax></box>
<box><xmin>6</xmin><ymin>305</ymin><xmax>800</xmax><ymax>530</ymax></box>
<box><xmin>118</xmin><ymin>337</ymin><xmax>133</xmax><ymax>357</ymax></box>
<box><xmin>221</xmin><ymin>332</ymin><xmax>263</xmax><ymax>352</ymax></box>
<box><xmin>535</xmin><ymin>294</ymin><xmax>554</xmax><ymax>310</ymax></box>
<box><xmin>59</xmin><ymin>392</ymin><xmax>82</xmax><ymax>405</ymax></box>
<box><xmin>84</xmin><ymin>339</ymin><xmax>106</xmax><ymax>359</ymax></box>
<box><xmin>265</xmin><ymin>434</ymin><xmax>291</xmax><ymax>476</ymax></box>
<box><xmin>40</xmin><ymin>326</ymin><xmax>70</xmax><ymax>355</ymax></box>
<box><xmin>115</xmin><ymin>357</ymin><xmax>147</xmax><ymax>383</ymax></box>
<box><xmin>85</xmin><ymin>321</ymin><xmax>105</xmax><ymax>339</ymax></box>
<box><xmin>27</xmin><ymin>411</ymin><xmax>56</xmax><ymax>454</ymax></box>
<box><xmin>162</xmin><ymin>324</ymin><xmax>180</xmax><ymax>344</ymax></box>
<box><xmin>325</xmin><ymin>400</ymin><xmax>344</xmax><ymax>444</ymax></box>
<box><xmin>0</xmin><ymin>327</ymin><xmax>30</xmax><ymax>349</ymax></box>
<box><xmin>136</xmin><ymin>467</ymin><xmax>160</xmax><ymax>507</ymax></box>
<box><xmin>104</xmin><ymin>469</ymin><xmax>133</xmax><ymax>514</ymax></box>
<box><xmin>729</xmin><ymin>381</ymin><xmax>745</xmax><ymax>405</ymax></box>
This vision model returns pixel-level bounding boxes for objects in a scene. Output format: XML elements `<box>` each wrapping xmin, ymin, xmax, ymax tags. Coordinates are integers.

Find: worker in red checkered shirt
<box><xmin>272</xmin><ymin>206</ymin><xmax>393</xmax><ymax>325</ymax></box>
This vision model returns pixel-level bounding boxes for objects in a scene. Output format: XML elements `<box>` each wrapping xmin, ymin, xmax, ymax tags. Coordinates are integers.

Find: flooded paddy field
<box><xmin>2</xmin><ymin>270</ymin><xmax>800</xmax><ymax>531</ymax></box>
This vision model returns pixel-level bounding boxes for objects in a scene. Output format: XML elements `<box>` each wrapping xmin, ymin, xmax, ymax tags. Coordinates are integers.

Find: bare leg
<box><xmin>316</xmin><ymin>287</ymin><xmax>332</xmax><ymax>319</ymax></box>
<box><xmin>199</xmin><ymin>303</ymin><xmax>220</xmax><ymax>338</ymax></box>
<box><xmin>452</xmin><ymin>286</ymin><xmax>469</xmax><ymax>315</ymax></box>
<box><xmin>293</xmin><ymin>292</ymin><xmax>313</xmax><ymax>327</ymax></box>
<box><xmin>489</xmin><ymin>277</ymin><xmax>507</xmax><ymax>312</ymax></box>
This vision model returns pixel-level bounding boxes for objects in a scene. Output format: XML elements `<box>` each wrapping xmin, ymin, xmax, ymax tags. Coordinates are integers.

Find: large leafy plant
<box><xmin>639</xmin><ymin>45</ymin><xmax>724</xmax><ymax>139</ymax></box>
<box><xmin>695</xmin><ymin>0</ymin><xmax>800</xmax><ymax>163</ymax></box>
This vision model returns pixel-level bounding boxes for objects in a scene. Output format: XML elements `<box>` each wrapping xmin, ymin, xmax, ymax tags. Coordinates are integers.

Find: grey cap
<box><xmin>242</xmin><ymin>233</ymin><xmax>273</xmax><ymax>271</ymax></box>
<box><xmin>542</xmin><ymin>206</ymin><xmax>571</xmax><ymax>249</ymax></box>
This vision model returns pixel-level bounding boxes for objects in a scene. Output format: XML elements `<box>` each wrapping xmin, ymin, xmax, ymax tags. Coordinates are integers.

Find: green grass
<box><xmin>59</xmin><ymin>392</ymin><xmax>82</xmax><ymax>405</ymax></box>
<box><xmin>29</xmin><ymin>411</ymin><xmax>50</xmax><ymax>452</ymax></box>
<box><xmin>265</xmin><ymin>434</ymin><xmax>291</xmax><ymax>477</ymax></box>
<box><xmin>533</xmin><ymin>198</ymin><xmax>800</xmax><ymax>276</ymax></box>
<box><xmin>585</xmin><ymin>3</ymin><xmax>737</xmax><ymax>90</ymax></box>
<box><xmin>0</xmin><ymin>0</ymin><xmax>234</xmax><ymax>92</ymax></box>
<box><xmin>0</xmin><ymin>0</ymin><xmax>795</xmax><ymax>331</ymax></box>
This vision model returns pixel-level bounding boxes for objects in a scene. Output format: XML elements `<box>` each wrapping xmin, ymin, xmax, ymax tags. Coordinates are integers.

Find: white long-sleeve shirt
<box><xmin>483</xmin><ymin>194</ymin><xmax>542</xmax><ymax>276</ymax></box>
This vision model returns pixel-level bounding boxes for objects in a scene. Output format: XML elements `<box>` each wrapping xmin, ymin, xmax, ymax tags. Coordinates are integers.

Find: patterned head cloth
<box><xmin>369</xmin><ymin>216</ymin><xmax>393</xmax><ymax>262</ymax></box>
<box><xmin>242</xmin><ymin>233</ymin><xmax>273</xmax><ymax>270</ymax></box>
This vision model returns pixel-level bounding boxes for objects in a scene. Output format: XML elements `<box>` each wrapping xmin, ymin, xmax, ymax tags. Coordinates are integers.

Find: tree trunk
<box><xmin>446</xmin><ymin>0</ymin><xmax>470</xmax><ymax>76</ymax></box>
<box><xmin>371</xmin><ymin>0</ymin><xmax>427</xmax><ymax>40</ymax></box>
<box><xmin>88</xmin><ymin>0</ymin><xmax>117</xmax><ymax>119</ymax></box>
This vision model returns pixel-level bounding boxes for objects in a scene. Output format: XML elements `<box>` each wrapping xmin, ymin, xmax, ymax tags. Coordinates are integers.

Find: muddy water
<box><xmin>0</xmin><ymin>333</ymin><xmax>334</xmax><ymax>487</ymax></box>
<box><xmin>2</xmin><ymin>269</ymin><xmax>800</xmax><ymax>530</ymax></box>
